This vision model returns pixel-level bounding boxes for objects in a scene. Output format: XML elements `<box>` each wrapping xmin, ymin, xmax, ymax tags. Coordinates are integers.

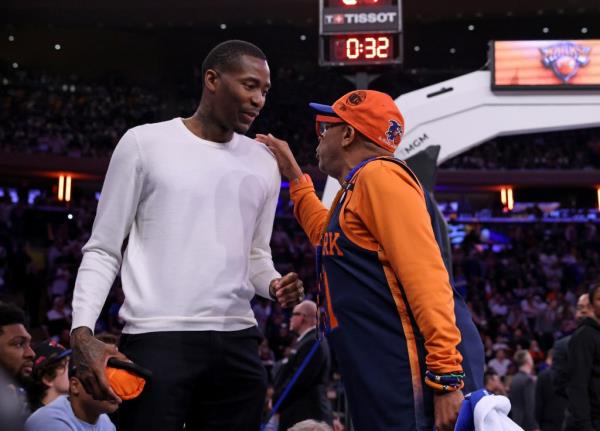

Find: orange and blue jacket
<box><xmin>290</xmin><ymin>159</ymin><xmax>463</xmax><ymax>376</ymax></box>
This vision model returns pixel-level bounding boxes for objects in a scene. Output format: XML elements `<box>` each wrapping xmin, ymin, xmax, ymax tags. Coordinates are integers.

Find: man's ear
<box><xmin>42</xmin><ymin>374</ymin><xmax>54</xmax><ymax>388</ymax></box>
<box><xmin>204</xmin><ymin>69</ymin><xmax>220</xmax><ymax>93</ymax></box>
<box><xmin>69</xmin><ymin>377</ymin><xmax>80</xmax><ymax>396</ymax></box>
<box><xmin>340</xmin><ymin>125</ymin><xmax>357</xmax><ymax>149</ymax></box>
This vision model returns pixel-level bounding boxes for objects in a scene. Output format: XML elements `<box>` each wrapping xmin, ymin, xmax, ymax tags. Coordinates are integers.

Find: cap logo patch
<box><xmin>346</xmin><ymin>91</ymin><xmax>366</xmax><ymax>106</ymax></box>
<box><xmin>386</xmin><ymin>119</ymin><xmax>403</xmax><ymax>147</ymax></box>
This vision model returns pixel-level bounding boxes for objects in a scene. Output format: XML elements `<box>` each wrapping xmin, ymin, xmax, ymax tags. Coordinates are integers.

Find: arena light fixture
<box><xmin>507</xmin><ymin>188</ymin><xmax>514</xmax><ymax>211</ymax></box>
<box><xmin>597</xmin><ymin>187</ymin><xmax>600</xmax><ymax>211</ymax></box>
<box><xmin>58</xmin><ymin>175</ymin><xmax>64</xmax><ymax>201</ymax></box>
<box><xmin>65</xmin><ymin>176</ymin><xmax>72</xmax><ymax>202</ymax></box>
<box><xmin>57</xmin><ymin>175</ymin><xmax>73</xmax><ymax>202</ymax></box>
<box><xmin>500</xmin><ymin>188</ymin><xmax>507</xmax><ymax>205</ymax></box>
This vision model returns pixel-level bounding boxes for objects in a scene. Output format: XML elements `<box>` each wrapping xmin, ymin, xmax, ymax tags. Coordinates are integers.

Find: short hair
<box><xmin>589</xmin><ymin>283</ymin><xmax>600</xmax><ymax>301</ymax></box>
<box><xmin>484</xmin><ymin>368</ymin><xmax>499</xmax><ymax>385</ymax></box>
<box><xmin>0</xmin><ymin>303</ymin><xmax>26</xmax><ymax>335</ymax></box>
<box><xmin>288</xmin><ymin>419</ymin><xmax>333</xmax><ymax>431</ymax></box>
<box><xmin>514</xmin><ymin>349</ymin><xmax>531</xmax><ymax>367</ymax></box>
<box><xmin>201</xmin><ymin>40</ymin><xmax>267</xmax><ymax>80</ymax></box>
<box><xmin>29</xmin><ymin>357</ymin><xmax>69</xmax><ymax>406</ymax></box>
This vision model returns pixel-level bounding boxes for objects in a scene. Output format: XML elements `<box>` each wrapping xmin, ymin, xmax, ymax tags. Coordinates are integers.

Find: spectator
<box><xmin>488</xmin><ymin>348</ymin><xmax>511</xmax><ymax>377</ymax></box>
<box><xmin>0</xmin><ymin>303</ymin><xmax>35</xmax><ymax>382</ymax></box>
<box><xmin>28</xmin><ymin>340</ymin><xmax>71</xmax><ymax>411</ymax></box>
<box><xmin>563</xmin><ymin>284</ymin><xmax>600</xmax><ymax>431</ymax></box>
<box><xmin>46</xmin><ymin>295</ymin><xmax>72</xmax><ymax>337</ymax></box>
<box><xmin>535</xmin><ymin>349</ymin><xmax>566</xmax><ymax>431</ymax></box>
<box><xmin>25</xmin><ymin>363</ymin><xmax>118</xmax><ymax>431</ymax></box>
<box><xmin>483</xmin><ymin>369</ymin><xmax>507</xmax><ymax>396</ymax></box>
<box><xmin>509</xmin><ymin>350</ymin><xmax>539</xmax><ymax>431</ymax></box>
<box><xmin>0</xmin><ymin>303</ymin><xmax>35</xmax><ymax>425</ymax></box>
<box><xmin>552</xmin><ymin>293</ymin><xmax>592</xmax><ymax>397</ymax></box>
<box><xmin>273</xmin><ymin>300</ymin><xmax>333</xmax><ymax>430</ymax></box>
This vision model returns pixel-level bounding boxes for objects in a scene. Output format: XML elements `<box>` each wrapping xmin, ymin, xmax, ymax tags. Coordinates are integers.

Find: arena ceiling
<box><xmin>2</xmin><ymin>0</ymin><xmax>600</xmax><ymax>28</ymax></box>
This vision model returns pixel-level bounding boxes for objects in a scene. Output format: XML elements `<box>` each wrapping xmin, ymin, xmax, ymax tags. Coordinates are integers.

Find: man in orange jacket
<box><xmin>257</xmin><ymin>90</ymin><xmax>483</xmax><ymax>431</ymax></box>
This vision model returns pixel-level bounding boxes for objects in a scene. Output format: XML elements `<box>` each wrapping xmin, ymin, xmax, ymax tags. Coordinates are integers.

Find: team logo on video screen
<box><xmin>539</xmin><ymin>42</ymin><xmax>591</xmax><ymax>83</ymax></box>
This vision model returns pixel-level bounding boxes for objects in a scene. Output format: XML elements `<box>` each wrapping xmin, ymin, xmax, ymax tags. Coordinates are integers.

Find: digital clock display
<box><xmin>328</xmin><ymin>34</ymin><xmax>397</xmax><ymax>65</ymax></box>
<box><xmin>318</xmin><ymin>0</ymin><xmax>402</xmax><ymax>66</ymax></box>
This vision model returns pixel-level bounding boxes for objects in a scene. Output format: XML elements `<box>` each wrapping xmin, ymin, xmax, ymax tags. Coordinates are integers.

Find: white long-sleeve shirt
<box><xmin>72</xmin><ymin>118</ymin><xmax>281</xmax><ymax>334</ymax></box>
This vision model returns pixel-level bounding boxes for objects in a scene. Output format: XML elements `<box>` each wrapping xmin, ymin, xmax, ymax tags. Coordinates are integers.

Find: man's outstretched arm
<box><xmin>256</xmin><ymin>134</ymin><xmax>328</xmax><ymax>245</ymax></box>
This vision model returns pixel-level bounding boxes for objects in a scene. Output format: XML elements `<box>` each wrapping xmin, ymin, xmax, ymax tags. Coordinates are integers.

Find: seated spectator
<box><xmin>0</xmin><ymin>302</ymin><xmax>35</xmax><ymax>424</ymax></box>
<box><xmin>28</xmin><ymin>340</ymin><xmax>71</xmax><ymax>411</ymax></box>
<box><xmin>25</xmin><ymin>363</ymin><xmax>118</xmax><ymax>431</ymax></box>
<box><xmin>484</xmin><ymin>369</ymin><xmax>507</xmax><ymax>396</ymax></box>
<box><xmin>488</xmin><ymin>348</ymin><xmax>511</xmax><ymax>378</ymax></box>
<box><xmin>46</xmin><ymin>296</ymin><xmax>72</xmax><ymax>337</ymax></box>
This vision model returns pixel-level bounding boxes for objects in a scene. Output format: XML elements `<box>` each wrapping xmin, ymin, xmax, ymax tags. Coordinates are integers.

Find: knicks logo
<box><xmin>322</xmin><ymin>232</ymin><xmax>344</xmax><ymax>256</ymax></box>
<box><xmin>385</xmin><ymin>119</ymin><xmax>403</xmax><ymax>147</ymax></box>
<box><xmin>346</xmin><ymin>91</ymin><xmax>367</xmax><ymax>106</ymax></box>
<box><xmin>540</xmin><ymin>42</ymin><xmax>591</xmax><ymax>83</ymax></box>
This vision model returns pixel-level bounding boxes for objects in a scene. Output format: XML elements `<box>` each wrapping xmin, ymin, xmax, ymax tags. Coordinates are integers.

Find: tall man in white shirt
<box><xmin>70</xmin><ymin>40</ymin><xmax>305</xmax><ymax>431</ymax></box>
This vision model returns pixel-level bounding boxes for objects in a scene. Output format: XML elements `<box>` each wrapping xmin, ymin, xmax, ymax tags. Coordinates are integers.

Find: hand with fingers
<box><xmin>255</xmin><ymin>133</ymin><xmax>304</xmax><ymax>181</ymax></box>
<box><xmin>433</xmin><ymin>390</ymin><xmax>464</xmax><ymax>431</ymax></box>
<box><xmin>70</xmin><ymin>326</ymin><xmax>131</xmax><ymax>403</ymax></box>
<box><xmin>269</xmin><ymin>272</ymin><xmax>305</xmax><ymax>308</ymax></box>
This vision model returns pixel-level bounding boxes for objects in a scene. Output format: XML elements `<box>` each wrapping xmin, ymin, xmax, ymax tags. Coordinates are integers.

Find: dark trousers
<box><xmin>117</xmin><ymin>327</ymin><xmax>267</xmax><ymax>431</ymax></box>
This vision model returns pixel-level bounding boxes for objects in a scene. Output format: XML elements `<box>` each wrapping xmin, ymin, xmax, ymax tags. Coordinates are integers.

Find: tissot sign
<box><xmin>321</xmin><ymin>6</ymin><xmax>401</xmax><ymax>34</ymax></box>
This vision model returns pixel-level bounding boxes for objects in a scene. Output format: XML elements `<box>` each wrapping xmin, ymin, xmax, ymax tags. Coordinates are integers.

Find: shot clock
<box><xmin>319</xmin><ymin>0</ymin><xmax>402</xmax><ymax>66</ymax></box>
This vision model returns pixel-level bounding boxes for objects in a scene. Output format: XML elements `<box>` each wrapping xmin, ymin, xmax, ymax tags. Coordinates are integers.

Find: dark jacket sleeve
<box><xmin>552</xmin><ymin>337</ymin><xmax>569</xmax><ymax>397</ymax></box>
<box><xmin>535</xmin><ymin>371</ymin><xmax>548</xmax><ymax>426</ymax></box>
<box><xmin>566</xmin><ymin>329</ymin><xmax>595</xmax><ymax>431</ymax></box>
<box><xmin>523</xmin><ymin>376</ymin><xmax>539</xmax><ymax>430</ymax></box>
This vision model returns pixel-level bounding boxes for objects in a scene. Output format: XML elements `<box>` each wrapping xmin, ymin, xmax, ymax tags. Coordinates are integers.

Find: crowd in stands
<box><xmin>440</xmin><ymin>127</ymin><xmax>600</xmax><ymax>170</ymax></box>
<box><xmin>0</xmin><ymin>69</ymin><xmax>163</xmax><ymax>158</ymax></box>
<box><xmin>1</xmin><ymin>186</ymin><xmax>599</xmax><ymax>429</ymax></box>
<box><xmin>2</xmin><ymin>68</ymin><xmax>600</xmax><ymax>430</ymax></box>
<box><xmin>3</xmin><ymin>67</ymin><xmax>600</xmax><ymax>171</ymax></box>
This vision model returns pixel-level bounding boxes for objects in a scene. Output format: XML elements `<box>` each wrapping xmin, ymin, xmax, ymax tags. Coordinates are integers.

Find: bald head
<box><xmin>290</xmin><ymin>300</ymin><xmax>317</xmax><ymax>334</ymax></box>
<box><xmin>576</xmin><ymin>293</ymin><xmax>592</xmax><ymax>323</ymax></box>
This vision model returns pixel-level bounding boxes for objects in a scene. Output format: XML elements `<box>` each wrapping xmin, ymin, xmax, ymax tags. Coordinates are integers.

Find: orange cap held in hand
<box><xmin>106</xmin><ymin>367</ymin><xmax>146</xmax><ymax>400</ymax></box>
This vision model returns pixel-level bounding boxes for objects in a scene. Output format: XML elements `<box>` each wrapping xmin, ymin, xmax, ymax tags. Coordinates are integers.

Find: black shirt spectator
<box><xmin>564</xmin><ymin>285</ymin><xmax>600</xmax><ymax>431</ymax></box>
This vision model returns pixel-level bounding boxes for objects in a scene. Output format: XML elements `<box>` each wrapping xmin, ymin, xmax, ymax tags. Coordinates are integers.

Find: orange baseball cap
<box><xmin>309</xmin><ymin>90</ymin><xmax>405</xmax><ymax>152</ymax></box>
<box><xmin>106</xmin><ymin>367</ymin><xmax>146</xmax><ymax>400</ymax></box>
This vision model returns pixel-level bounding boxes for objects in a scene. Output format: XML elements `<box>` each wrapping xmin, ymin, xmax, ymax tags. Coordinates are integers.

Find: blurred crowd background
<box><xmin>2</xmin><ymin>1</ymin><xmax>600</xmax><ymax>428</ymax></box>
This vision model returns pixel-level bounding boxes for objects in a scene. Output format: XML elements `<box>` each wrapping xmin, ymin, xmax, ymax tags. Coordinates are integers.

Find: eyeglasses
<box><xmin>315</xmin><ymin>122</ymin><xmax>345</xmax><ymax>138</ymax></box>
<box><xmin>292</xmin><ymin>312</ymin><xmax>305</xmax><ymax>317</ymax></box>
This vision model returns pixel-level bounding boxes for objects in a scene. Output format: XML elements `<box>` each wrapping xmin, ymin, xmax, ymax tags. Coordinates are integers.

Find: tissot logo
<box><xmin>324</xmin><ymin>12</ymin><xmax>398</xmax><ymax>25</ymax></box>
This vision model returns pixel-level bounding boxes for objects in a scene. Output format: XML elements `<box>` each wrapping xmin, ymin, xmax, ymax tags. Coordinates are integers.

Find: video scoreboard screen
<box><xmin>491</xmin><ymin>39</ymin><xmax>600</xmax><ymax>90</ymax></box>
<box><xmin>319</xmin><ymin>0</ymin><xmax>403</xmax><ymax>66</ymax></box>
